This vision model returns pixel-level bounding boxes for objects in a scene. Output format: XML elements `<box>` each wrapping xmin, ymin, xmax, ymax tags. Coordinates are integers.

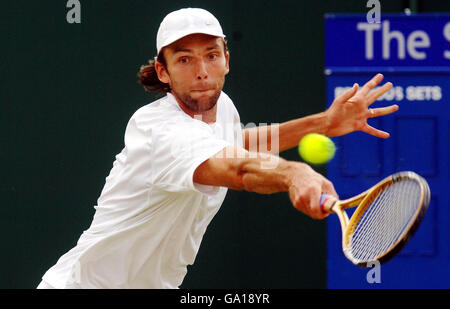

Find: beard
<box><xmin>172</xmin><ymin>88</ymin><xmax>221</xmax><ymax>112</ymax></box>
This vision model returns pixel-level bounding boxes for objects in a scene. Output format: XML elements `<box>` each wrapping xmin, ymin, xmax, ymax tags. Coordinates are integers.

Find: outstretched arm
<box><xmin>242</xmin><ymin>73</ymin><xmax>398</xmax><ymax>154</ymax></box>
<box><xmin>193</xmin><ymin>146</ymin><xmax>337</xmax><ymax>219</ymax></box>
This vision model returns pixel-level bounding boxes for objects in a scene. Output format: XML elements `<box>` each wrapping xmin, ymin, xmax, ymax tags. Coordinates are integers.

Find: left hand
<box><xmin>324</xmin><ymin>73</ymin><xmax>398</xmax><ymax>138</ymax></box>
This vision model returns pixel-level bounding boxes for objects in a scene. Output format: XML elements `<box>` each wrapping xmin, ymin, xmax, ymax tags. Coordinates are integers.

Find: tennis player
<box><xmin>37</xmin><ymin>8</ymin><xmax>398</xmax><ymax>289</ymax></box>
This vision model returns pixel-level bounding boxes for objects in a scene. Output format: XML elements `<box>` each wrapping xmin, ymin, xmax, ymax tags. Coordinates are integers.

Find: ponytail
<box><xmin>137</xmin><ymin>54</ymin><xmax>170</xmax><ymax>94</ymax></box>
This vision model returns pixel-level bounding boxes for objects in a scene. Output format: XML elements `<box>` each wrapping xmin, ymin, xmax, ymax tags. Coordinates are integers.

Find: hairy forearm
<box><xmin>238</xmin><ymin>153</ymin><xmax>294</xmax><ymax>194</ymax></box>
<box><xmin>242</xmin><ymin>112</ymin><xmax>328</xmax><ymax>154</ymax></box>
<box><xmin>194</xmin><ymin>146</ymin><xmax>296</xmax><ymax>194</ymax></box>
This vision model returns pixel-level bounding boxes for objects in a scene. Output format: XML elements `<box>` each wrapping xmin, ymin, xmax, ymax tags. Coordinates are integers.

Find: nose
<box><xmin>195</xmin><ymin>60</ymin><xmax>208</xmax><ymax>80</ymax></box>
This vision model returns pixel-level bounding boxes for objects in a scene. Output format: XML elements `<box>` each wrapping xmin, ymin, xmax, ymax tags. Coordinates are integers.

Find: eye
<box><xmin>178</xmin><ymin>57</ymin><xmax>189</xmax><ymax>64</ymax></box>
<box><xmin>208</xmin><ymin>53</ymin><xmax>219</xmax><ymax>60</ymax></box>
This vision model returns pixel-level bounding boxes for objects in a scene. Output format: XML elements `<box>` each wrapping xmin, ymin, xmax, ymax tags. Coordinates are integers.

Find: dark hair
<box><xmin>137</xmin><ymin>53</ymin><xmax>171</xmax><ymax>94</ymax></box>
<box><xmin>137</xmin><ymin>39</ymin><xmax>229</xmax><ymax>95</ymax></box>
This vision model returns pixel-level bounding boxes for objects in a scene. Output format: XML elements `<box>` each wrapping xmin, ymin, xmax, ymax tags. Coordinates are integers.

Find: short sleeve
<box><xmin>149</xmin><ymin>117</ymin><xmax>231</xmax><ymax>193</ymax></box>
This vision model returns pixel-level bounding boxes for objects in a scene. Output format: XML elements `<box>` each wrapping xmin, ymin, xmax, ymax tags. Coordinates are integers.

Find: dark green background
<box><xmin>1</xmin><ymin>0</ymin><xmax>448</xmax><ymax>289</ymax></box>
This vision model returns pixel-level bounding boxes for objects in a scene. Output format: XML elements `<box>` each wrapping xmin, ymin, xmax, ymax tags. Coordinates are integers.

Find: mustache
<box><xmin>191</xmin><ymin>83</ymin><xmax>216</xmax><ymax>90</ymax></box>
<box><xmin>174</xmin><ymin>89</ymin><xmax>221</xmax><ymax>113</ymax></box>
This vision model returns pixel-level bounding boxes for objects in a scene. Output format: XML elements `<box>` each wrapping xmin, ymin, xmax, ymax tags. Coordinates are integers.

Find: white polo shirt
<box><xmin>41</xmin><ymin>92</ymin><xmax>243</xmax><ymax>288</ymax></box>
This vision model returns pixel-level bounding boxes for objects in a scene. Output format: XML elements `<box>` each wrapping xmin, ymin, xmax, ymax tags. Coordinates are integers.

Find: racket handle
<box><xmin>320</xmin><ymin>193</ymin><xmax>337</xmax><ymax>213</ymax></box>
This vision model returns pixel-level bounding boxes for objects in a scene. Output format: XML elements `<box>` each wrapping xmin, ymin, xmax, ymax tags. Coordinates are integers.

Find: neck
<box><xmin>172</xmin><ymin>92</ymin><xmax>218</xmax><ymax>124</ymax></box>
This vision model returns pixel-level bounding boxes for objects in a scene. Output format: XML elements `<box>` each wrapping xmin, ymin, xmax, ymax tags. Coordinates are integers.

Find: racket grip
<box><xmin>320</xmin><ymin>193</ymin><xmax>337</xmax><ymax>213</ymax></box>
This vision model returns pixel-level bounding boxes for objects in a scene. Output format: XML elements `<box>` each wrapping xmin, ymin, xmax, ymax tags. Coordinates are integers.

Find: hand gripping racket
<box><xmin>320</xmin><ymin>171</ymin><xmax>430</xmax><ymax>267</ymax></box>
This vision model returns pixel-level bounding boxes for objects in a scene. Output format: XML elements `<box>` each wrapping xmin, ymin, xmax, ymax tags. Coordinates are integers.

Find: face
<box><xmin>156</xmin><ymin>34</ymin><xmax>230</xmax><ymax>112</ymax></box>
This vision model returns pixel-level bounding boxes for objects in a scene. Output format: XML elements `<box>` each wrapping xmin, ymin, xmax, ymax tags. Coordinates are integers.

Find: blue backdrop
<box><xmin>325</xmin><ymin>14</ymin><xmax>449</xmax><ymax>288</ymax></box>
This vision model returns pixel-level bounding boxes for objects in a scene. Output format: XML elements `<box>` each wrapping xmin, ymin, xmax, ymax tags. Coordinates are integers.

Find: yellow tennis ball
<box><xmin>298</xmin><ymin>133</ymin><xmax>336</xmax><ymax>165</ymax></box>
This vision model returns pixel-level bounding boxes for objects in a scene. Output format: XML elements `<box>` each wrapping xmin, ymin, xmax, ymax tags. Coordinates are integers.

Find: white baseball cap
<box><xmin>156</xmin><ymin>8</ymin><xmax>225</xmax><ymax>55</ymax></box>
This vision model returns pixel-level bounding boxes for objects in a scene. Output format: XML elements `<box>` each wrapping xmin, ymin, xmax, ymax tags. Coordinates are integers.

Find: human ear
<box><xmin>155</xmin><ymin>60</ymin><xmax>171</xmax><ymax>84</ymax></box>
<box><xmin>224</xmin><ymin>51</ymin><xmax>230</xmax><ymax>75</ymax></box>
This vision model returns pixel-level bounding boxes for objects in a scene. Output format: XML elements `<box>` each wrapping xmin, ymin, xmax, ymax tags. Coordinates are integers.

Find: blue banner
<box><xmin>325</xmin><ymin>14</ymin><xmax>450</xmax><ymax>70</ymax></box>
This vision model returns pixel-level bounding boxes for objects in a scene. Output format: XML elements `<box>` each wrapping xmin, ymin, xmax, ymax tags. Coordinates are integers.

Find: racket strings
<box><xmin>348</xmin><ymin>179</ymin><xmax>421</xmax><ymax>263</ymax></box>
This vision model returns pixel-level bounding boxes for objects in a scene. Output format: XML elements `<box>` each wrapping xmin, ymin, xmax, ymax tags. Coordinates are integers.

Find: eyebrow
<box><xmin>172</xmin><ymin>44</ymin><xmax>222</xmax><ymax>55</ymax></box>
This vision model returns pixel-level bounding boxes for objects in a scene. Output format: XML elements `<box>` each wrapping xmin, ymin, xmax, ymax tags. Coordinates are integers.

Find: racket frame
<box><xmin>323</xmin><ymin>171</ymin><xmax>430</xmax><ymax>267</ymax></box>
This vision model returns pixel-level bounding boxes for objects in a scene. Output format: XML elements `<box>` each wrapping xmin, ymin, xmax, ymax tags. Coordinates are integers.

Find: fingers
<box><xmin>311</xmin><ymin>179</ymin><xmax>337</xmax><ymax>219</ymax></box>
<box><xmin>335</xmin><ymin>83</ymin><xmax>359</xmax><ymax>104</ymax></box>
<box><xmin>290</xmin><ymin>176</ymin><xmax>336</xmax><ymax>220</ymax></box>
<box><xmin>367</xmin><ymin>82</ymin><xmax>393</xmax><ymax>106</ymax></box>
<box><xmin>359</xmin><ymin>73</ymin><xmax>384</xmax><ymax>96</ymax></box>
<box><xmin>320</xmin><ymin>180</ymin><xmax>338</xmax><ymax>215</ymax></box>
<box><xmin>344</xmin><ymin>74</ymin><xmax>393</xmax><ymax>106</ymax></box>
<box><xmin>322</xmin><ymin>179</ymin><xmax>338</xmax><ymax>200</ymax></box>
<box><xmin>361</xmin><ymin>124</ymin><xmax>390</xmax><ymax>139</ymax></box>
<box><xmin>308</xmin><ymin>187</ymin><xmax>327</xmax><ymax>219</ymax></box>
<box><xmin>363</xmin><ymin>104</ymin><xmax>399</xmax><ymax>138</ymax></box>
<box><xmin>368</xmin><ymin>105</ymin><xmax>399</xmax><ymax>118</ymax></box>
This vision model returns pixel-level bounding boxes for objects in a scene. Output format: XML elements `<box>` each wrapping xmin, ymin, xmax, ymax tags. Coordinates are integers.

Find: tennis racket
<box><xmin>320</xmin><ymin>171</ymin><xmax>430</xmax><ymax>267</ymax></box>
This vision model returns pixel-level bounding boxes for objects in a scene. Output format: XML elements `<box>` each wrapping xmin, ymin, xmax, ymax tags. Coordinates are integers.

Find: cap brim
<box><xmin>158</xmin><ymin>30</ymin><xmax>226</xmax><ymax>55</ymax></box>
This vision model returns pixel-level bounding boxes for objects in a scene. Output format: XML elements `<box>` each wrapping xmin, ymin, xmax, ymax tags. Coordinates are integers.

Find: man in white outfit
<box><xmin>37</xmin><ymin>8</ymin><xmax>397</xmax><ymax>289</ymax></box>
